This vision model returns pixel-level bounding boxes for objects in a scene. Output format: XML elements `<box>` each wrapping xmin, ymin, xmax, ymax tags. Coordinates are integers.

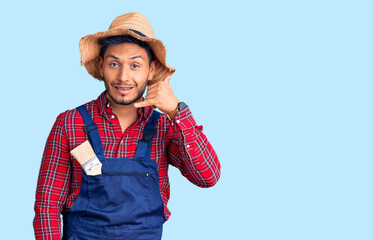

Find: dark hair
<box><xmin>98</xmin><ymin>35</ymin><xmax>154</xmax><ymax>64</ymax></box>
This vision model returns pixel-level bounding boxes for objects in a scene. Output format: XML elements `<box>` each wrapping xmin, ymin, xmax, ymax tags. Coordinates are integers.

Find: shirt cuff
<box><xmin>170</xmin><ymin>106</ymin><xmax>197</xmax><ymax>131</ymax></box>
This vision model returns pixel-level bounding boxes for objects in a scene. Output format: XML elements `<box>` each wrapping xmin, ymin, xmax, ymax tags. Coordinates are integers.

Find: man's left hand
<box><xmin>134</xmin><ymin>76</ymin><xmax>179</xmax><ymax>113</ymax></box>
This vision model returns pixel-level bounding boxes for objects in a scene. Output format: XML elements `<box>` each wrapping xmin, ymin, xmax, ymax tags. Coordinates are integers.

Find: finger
<box><xmin>163</xmin><ymin>75</ymin><xmax>172</xmax><ymax>85</ymax></box>
<box><xmin>145</xmin><ymin>83</ymin><xmax>161</xmax><ymax>95</ymax></box>
<box><xmin>143</xmin><ymin>93</ymin><xmax>156</xmax><ymax>101</ymax></box>
<box><xmin>146</xmin><ymin>83</ymin><xmax>157</xmax><ymax>91</ymax></box>
<box><xmin>134</xmin><ymin>99</ymin><xmax>156</xmax><ymax>108</ymax></box>
<box><xmin>145</xmin><ymin>86</ymin><xmax>159</xmax><ymax>97</ymax></box>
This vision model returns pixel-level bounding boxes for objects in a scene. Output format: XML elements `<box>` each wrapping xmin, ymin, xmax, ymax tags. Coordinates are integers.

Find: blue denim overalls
<box><xmin>62</xmin><ymin>105</ymin><xmax>165</xmax><ymax>240</ymax></box>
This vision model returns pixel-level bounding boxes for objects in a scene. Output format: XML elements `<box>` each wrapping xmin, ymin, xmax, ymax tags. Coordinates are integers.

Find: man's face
<box><xmin>98</xmin><ymin>42</ymin><xmax>157</xmax><ymax>106</ymax></box>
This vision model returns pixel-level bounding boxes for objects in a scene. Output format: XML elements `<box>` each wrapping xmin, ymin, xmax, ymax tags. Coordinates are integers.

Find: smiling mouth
<box><xmin>115</xmin><ymin>86</ymin><xmax>134</xmax><ymax>94</ymax></box>
<box><xmin>116</xmin><ymin>87</ymin><xmax>133</xmax><ymax>90</ymax></box>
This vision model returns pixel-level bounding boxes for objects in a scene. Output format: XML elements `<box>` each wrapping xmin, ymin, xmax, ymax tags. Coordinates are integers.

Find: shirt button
<box><xmin>176</xmin><ymin>120</ymin><xmax>180</xmax><ymax>124</ymax></box>
<box><xmin>186</xmin><ymin>144</ymin><xmax>190</xmax><ymax>148</ymax></box>
<box><xmin>107</xmin><ymin>103</ymin><xmax>110</xmax><ymax>107</ymax></box>
<box><xmin>111</xmin><ymin>115</ymin><xmax>115</xmax><ymax>119</ymax></box>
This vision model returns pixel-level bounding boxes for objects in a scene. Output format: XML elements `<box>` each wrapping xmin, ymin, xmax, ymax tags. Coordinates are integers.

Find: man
<box><xmin>33</xmin><ymin>12</ymin><xmax>220</xmax><ymax>240</ymax></box>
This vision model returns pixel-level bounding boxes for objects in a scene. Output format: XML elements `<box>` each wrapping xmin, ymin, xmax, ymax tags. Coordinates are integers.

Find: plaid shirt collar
<box><xmin>96</xmin><ymin>90</ymin><xmax>154</xmax><ymax>122</ymax></box>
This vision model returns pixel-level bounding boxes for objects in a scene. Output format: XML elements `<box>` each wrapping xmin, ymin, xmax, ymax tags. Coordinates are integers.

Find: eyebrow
<box><xmin>106</xmin><ymin>54</ymin><xmax>144</xmax><ymax>60</ymax></box>
<box><xmin>130</xmin><ymin>55</ymin><xmax>144</xmax><ymax>60</ymax></box>
<box><xmin>106</xmin><ymin>54</ymin><xmax>118</xmax><ymax>60</ymax></box>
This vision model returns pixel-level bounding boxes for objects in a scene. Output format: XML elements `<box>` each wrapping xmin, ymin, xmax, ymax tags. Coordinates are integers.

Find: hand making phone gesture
<box><xmin>134</xmin><ymin>75</ymin><xmax>179</xmax><ymax>114</ymax></box>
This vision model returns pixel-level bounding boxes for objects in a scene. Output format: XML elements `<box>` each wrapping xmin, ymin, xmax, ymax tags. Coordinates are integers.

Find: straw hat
<box><xmin>79</xmin><ymin>12</ymin><xmax>175</xmax><ymax>85</ymax></box>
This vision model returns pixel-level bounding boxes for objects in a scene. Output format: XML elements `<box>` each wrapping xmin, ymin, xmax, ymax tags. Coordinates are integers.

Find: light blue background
<box><xmin>0</xmin><ymin>0</ymin><xmax>372</xmax><ymax>239</ymax></box>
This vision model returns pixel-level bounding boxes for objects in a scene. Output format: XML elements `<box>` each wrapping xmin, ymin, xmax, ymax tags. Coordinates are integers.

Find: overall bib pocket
<box><xmin>87</xmin><ymin>170</ymin><xmax>152</xmax><ymax>228</ymax></box>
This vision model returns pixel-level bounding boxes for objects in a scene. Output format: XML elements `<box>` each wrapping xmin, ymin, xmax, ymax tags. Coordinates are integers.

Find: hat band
<box><xmin>129</xmin><ymin>29</ymin><xmax>147</xmax><ymax>37</ymax></box>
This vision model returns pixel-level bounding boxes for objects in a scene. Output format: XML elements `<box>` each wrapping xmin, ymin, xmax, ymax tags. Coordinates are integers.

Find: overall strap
<box><xmin>134</xmin><ymin>110</ymin><xmax>161</xmax><ymax>159</ymax></box>
<box><xmin>76</xmin><ymin>105</ymin><xmax>105</xmax><ymax>157</ymax></box>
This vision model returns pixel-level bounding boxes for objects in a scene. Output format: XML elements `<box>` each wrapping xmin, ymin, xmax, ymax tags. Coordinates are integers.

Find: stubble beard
<box><xmin>104</xmin><ymin>78</ymin><xmax>148</xmax><ymax>106</ymax></box>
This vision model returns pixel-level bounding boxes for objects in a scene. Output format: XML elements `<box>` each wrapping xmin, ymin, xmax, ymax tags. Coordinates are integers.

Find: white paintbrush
<box><xmin>70</xmin><ymin>140</ymin><xmax>102</xmax><ymax>176</ymax></box>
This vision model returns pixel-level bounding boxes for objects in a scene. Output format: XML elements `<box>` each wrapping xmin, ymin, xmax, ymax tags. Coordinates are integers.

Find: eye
<box><xmin>132</xmin><ymin>64</ymin><xmax>140</xmax><ymax>69</ymax></box>
<box><xmin>109</xmin><ymin>62</ymin><xmax>119</xmax><ymax>67</ymax></box>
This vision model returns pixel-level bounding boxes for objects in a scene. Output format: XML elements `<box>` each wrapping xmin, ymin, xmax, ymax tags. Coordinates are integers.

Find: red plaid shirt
<box><xmin>33</xmin><ymin>91</ymin><xmax>220</xmax><ymax>239</ymax></box>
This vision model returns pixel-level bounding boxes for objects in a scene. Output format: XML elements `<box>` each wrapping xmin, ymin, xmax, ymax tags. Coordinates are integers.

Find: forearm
<box><xmin>33</xmin><ymin>161</ymin><xmax>68</xmax><ymax>240</ymax></box>
<box><xmin>33</xmin><ymin>201</ymin><xmax>63</xmax><ymax>240</ymax></box>
<box><xmin>168</xmin><ymin>107</ymin><xmax>221</xmax><ymax>187</ymax></box>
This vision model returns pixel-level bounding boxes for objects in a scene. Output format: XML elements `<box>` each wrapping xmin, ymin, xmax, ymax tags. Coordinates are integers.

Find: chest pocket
<box><xmin>87</xmin><ymin>163</ymin><xmax>153</xmax><ymax>228</ymax></box>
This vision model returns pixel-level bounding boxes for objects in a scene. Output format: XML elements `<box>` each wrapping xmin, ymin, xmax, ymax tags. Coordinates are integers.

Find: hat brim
<box><xmin>79</xmin><ymin>28</ymin><xmax>175</xmax><ymax>85</ymax></box>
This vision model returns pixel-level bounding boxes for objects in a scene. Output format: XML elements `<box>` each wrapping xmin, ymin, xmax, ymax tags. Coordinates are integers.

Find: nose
<box><xmin>118</xmin><ymin>66</ymin><xmax>131</xmax><ymax>82</ymax></box>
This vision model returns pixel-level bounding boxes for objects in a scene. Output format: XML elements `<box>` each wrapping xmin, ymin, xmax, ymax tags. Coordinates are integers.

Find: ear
<box><xmin>148</xmin><ymin>60</ymin><xmax>159</xmax><ymax>80</ymax></box>
<box><xmin>97</xmin><ymin>56</ymin><xmax>104</xmax><ymax>77</ymax></box>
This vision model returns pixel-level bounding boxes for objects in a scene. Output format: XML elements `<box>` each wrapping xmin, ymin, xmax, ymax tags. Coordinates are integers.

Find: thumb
<box><xmin>163</xmin><ymin>75</ymin><xmax>172</xmax><ymax>85</ymax></box>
